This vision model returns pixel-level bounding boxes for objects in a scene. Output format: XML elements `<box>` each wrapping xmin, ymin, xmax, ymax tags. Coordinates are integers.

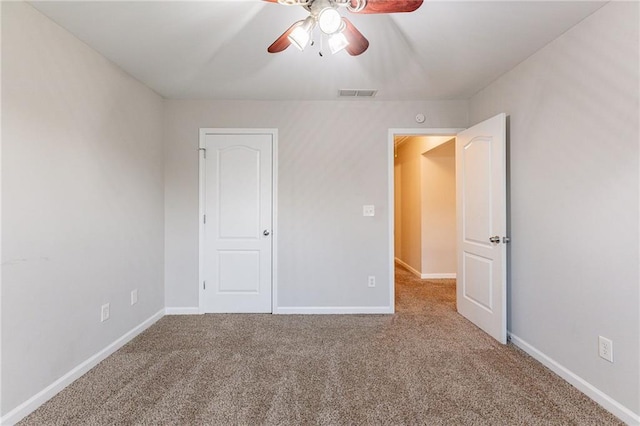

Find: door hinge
<box><xmin>503</xmin><ymin>236</ymin><xmax>510</xmax><ymax>244</ymax></box>
<box><xmin>199</xmin><ymin>147</ymin><xmax>207</xmax><ymax>159</ymax></box>
<box><xmin>203</xmin><ymin>281</ymin><xmax>206</xmax><ymax>290</ymax></box>
<box><xmin>203</xmin><ymin>214</ymin><xmax>206</xmax><ymax>224</ymax></box>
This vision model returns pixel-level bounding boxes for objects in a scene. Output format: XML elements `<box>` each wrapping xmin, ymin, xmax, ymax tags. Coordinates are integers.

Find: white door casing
<box><xmin>456</xmin><ymin>113</ymin><xmax>508</xmax><ymax>344</ymax></box>
<box><xmin>199</xmin><ymin>129</ymin><xmax>276</xmax><ymax>313</ymax></box>
<box><xmin>388</xmin><ymin>128</ymin><xmax>465</xmax><ymax>313</ymax></box>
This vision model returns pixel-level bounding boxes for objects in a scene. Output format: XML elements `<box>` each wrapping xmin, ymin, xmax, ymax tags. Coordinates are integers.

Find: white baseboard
<box><xmin>165</xmin><ymin>307</ymin><xmax>200</xmax><ymax>315</ymax></box>
<box><xmin>1</xmin><ymin>309</ymin><xmax>164</xmax><ymax>426</ymax></box>
<box><xmin>509</xmin><ymin>333</ymin><xmax>640</xmax><ymax>425</ymax></box>
<box><xmin>421</xmin><ymin>273</ymin><xmax>456</xmax><ymax>279</ymax></box>
<box><xmin>274</xmin><ymin>306</ymin><xmax>393</xmax><ymax>314</ymax></box>
<box><xmin>394</xmin><ymin>258</ymin><xmax>422</xmax><ymax>277</ymax></box>
<box><xmin>394</xmin><ymin>258</ymin><xmax>456</xmax><ymax>280</ymax></box>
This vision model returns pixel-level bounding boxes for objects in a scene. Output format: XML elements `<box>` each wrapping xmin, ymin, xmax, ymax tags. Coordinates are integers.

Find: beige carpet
<box><xmin>20</xmin><ymin>266</ymin><xmax>622</xmax><ymax>425</ymax></box>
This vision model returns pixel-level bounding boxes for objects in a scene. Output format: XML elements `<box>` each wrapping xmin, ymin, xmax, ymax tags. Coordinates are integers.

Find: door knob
<box><xmin>489</xmin><ymin>236</ymin><xmax>500</xmax><ymax>243</ymax></box>
<box><xmin>263</xmin><ymin>230</ymin><xmax>270</xmax><ymax>236</ymax></box>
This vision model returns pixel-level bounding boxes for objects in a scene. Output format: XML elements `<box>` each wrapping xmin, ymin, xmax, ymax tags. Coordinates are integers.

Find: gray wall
<box><xmin>164</xmin><ymin>100</ymin><xmax>468</xmax><ymax>309</ymax></box>
<box><xmin>469</xmin><ymin>1</ymin><xmax>639</xmax><ymax>415</ymax></box>
<box><xmin>1</xmin><ymin>2</ymin><xmax>165</xmax><ymax>415</ymax></box>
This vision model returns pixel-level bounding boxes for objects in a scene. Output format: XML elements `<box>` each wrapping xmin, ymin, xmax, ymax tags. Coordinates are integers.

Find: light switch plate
<box><xmin>598</xmin><ymin>336</ymin><xmax>613</xmax><ymax>362</ymax></box>
<box><xmin>100</xmin><ymin>303</ymin><xmax>110</xmax><ymax>322</ymax></box>
<box><xmin>363</xmin><ymin>205</ymin><xmax>375</xmax><ymax>217</ymax></box>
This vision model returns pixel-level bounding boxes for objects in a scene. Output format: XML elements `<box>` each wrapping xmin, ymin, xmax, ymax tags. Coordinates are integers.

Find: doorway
<box><xmin>389</xmin><ymin>115</ymin><xmax>509</xmax><ymax>344</ymax></box>
<box><xmin>389</xmin><ymin>128</ymin><xmax>462</xmax><ymax>312</ymax></box>
<box><xmin>394</xmin><ymin>134</ymin><xmax>457</xmax><ymax>280</ymax></box>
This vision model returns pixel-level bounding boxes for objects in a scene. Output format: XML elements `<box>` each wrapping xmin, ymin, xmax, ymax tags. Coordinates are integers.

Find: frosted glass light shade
<box><xmin>288</xmin><ymin>16</ymin><xmax>315</xmax><ymax>50</ymax></box>
<box><xmin>288</xmin><ymin>26</ymin><xmax>311</xmax><ymax>50</ymax></box>
<box><xmin>328</xmin><ymin>32</ymin><xmax>349</xmax><ymax>54</ymax></box>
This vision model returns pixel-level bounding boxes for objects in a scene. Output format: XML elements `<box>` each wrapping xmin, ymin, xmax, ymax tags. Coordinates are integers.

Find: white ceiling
<box><xmin>29</xmin><ymin>1</ymin><xmax>606</xmax><ymax>100</ymax></box>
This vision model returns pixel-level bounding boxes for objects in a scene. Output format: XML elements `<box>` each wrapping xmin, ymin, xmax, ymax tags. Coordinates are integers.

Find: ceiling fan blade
<box><xmin>342</xmin><ymin>18</ymin><xmax>369</xmax><ymax>56</ymax></box>
<box><xmin>267</xmin><ymin>21</ymin><xmax>301</xmax><ymax>53</ymax></box>
<box><xmin>349</xmin><ymin>0</ymin><xmax>423</xmax><ymax>14</ymax></box>
<box><xmin>262</xmin><ymin>0</ymin><xmax>280</xmax><ymax>2</ymax></box>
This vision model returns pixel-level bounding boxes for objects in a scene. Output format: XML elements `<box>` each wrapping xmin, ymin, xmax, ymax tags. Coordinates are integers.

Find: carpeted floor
<box><xmin>20</xmin><ymin>266</ymin><xmax>622</xmax><ymax>425</ymax></box>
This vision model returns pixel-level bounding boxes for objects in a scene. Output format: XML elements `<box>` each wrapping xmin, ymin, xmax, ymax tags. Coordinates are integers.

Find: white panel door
<box><xmin>201</xmin><ymin>132</ymin><xmax>273</xmax><ymax>313</ymax></box>
<box><xmin>456</xmin><ymin>113</ymin><xmax>507</xmax><ymax>343</ymax></box>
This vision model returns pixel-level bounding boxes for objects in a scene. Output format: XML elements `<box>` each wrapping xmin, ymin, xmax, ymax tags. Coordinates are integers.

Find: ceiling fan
<box><xmin>264</xmin><ymin>0</ymin><xmax>423</xmax><ymax>56</ymax></box>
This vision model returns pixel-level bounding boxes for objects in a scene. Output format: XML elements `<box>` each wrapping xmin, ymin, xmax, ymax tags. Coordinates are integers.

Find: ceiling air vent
<box><xmin>338</xmin><ymin>89</ymin><xmax>377</xmax><ymax>98</ymax></box>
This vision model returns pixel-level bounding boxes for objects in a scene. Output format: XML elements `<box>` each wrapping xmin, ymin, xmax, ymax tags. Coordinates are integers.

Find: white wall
<box><xmin>421</xmin><ymin>140</ymin><xmax>456</xmax><ymax>277</ymax></box>
<box><xmin>469</xmin><ymin>1</ymin><xmax>639</xmax><ymax>419</ymax></box>
<box><xmin>164</xmin><ymin>101</ymin><xmax>468</xmax><ymax>310</ymax></box>
<box><xmin>1</xmin><ymin>2</ymin><xmax>165</xmax><ymax>417</ymax></box>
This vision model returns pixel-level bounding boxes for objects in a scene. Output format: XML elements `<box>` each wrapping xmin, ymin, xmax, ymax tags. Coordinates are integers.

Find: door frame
<box><xmin>388</xmin><ymin>128</ymin><xmax>464</xmax><ymax>311</ymax></box>
<box><xmin>198</xmin><ymin>128</ymin><xmax>278</xmax><ymax>314</ymax></box>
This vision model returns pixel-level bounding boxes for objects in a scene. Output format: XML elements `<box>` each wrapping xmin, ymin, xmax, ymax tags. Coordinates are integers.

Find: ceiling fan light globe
<box><xmin>328</xmin><ymin>32</ymin><xmax>349</xmax><ymax>54</ymax></box>
<box><xmin>287</xmin><ymin>16</ymin><xmax>315</xmax><ymax>51</ymax></box>
<box><xmin>288</xmin><ymin>26</ymin><xmax>311</xmax><ymax>50</ymax></box>
<box><xmin>318</xmin><ymin>8</ymin><xmax>342</xmax><ymax>34</ymax></box>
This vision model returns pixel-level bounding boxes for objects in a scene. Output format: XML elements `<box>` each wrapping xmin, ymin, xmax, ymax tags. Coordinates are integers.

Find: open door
<box><xmin>456</xmin><ymin>113</ymin><xmax>508</xmax><ymax>343</ymax></box>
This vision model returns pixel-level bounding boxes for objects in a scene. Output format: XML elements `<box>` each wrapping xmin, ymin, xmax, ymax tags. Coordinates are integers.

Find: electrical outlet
<box><xmin>598</xmin><ymin>336</ymin><xmax>613</xmax><ymax>363</ymax></box>
<box><xmin>131</xmin><ymin>289</ymin><xmax>138</xmax><ymax>306</ymax></box>
<box><xmin>100</xmin><ymin>303</ymin><xmax>110</xmax><ymax>322</ymax></box>
<box><xmin>363</xmin><ymin>205</ymin><xmax>375</xmax><ymax>217</ymax></box>
<box><xmin>368</xmin><ymin>276</ymin><xmax>376</xmax><ymax>287</ymax></box>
